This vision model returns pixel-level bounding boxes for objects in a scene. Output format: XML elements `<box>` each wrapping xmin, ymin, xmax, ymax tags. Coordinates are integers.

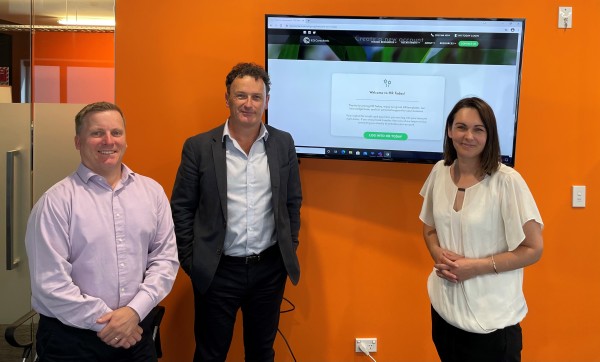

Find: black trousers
<box><xmin>192</xmin><ymin>244</ymin><xmax>288</xmax><ymax>362</ymax></box>
<box><xmin>431</xmin><ymin>306</ymin><xmax>522</xmax><ymax>362</ymax></box>
<box><xmin>35</xmin><ymin>312</ymin><xmax>157</xmax><ymax>362</ymax></box>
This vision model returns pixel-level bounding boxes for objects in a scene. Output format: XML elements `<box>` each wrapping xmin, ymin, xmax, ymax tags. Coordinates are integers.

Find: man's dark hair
<box><xmin>225</xmin><ymin>63</ymin><xmax>271</xmax><ymax>95</ymax></box>
<box><xmin>75</xmin><ymin>101</ymin><xmax>125</xmax><ymax>135</ymax></box>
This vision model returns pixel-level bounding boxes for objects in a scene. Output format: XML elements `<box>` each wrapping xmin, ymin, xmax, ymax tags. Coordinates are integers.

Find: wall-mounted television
<box><xmin>265</xmin><ymin>15</ymin><xmax>525</xmax><ymax>166</ymax></box>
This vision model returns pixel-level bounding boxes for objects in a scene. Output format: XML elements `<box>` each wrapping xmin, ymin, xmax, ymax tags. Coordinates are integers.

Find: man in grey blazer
<box><xmin>171</xmin><ymin>62</ymin><xmax>302</xmax><ymax>362</ymax></box>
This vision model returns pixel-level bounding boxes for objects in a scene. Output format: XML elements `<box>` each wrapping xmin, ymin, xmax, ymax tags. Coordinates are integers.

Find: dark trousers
<box><xmin>431</xmin><ymin>306</ymin><xmax>522</xmax><ymax>362</ymax></box>
<box><xmin>192</xmin><ymin>244</ymin><xmax>288</xmax><ymax>362</ymax></box>
<box><xmin>36</xmin><ymin>312</ymin><xmax>157</xmax><ymax>362</ymax></box>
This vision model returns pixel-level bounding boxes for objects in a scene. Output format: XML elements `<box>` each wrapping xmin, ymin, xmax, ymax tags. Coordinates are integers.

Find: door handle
<box><xmin>6</xmin><ymin>150</ymin><xmax>20</xmax><ymax>270</ymax></box>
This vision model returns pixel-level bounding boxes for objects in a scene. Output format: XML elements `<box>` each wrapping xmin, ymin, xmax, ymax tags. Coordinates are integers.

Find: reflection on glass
<box><xmin>0</xmin><ymin>27</ymin><xmax>30</xmax><ymax>103</ymax></box>
<box><xmin>1</xmin><ymin>1</ymin><xmax>115</xmax><ymax>104</ymax></box>
<box><xmin>0</xmin><ymin>4</ymin><xmax>115</xmax><ymax>355</ymax></box>
<box><xmin>32</xmin><ymin>31</ymin><xmax>115</xmax><ymax>103</ymax></box>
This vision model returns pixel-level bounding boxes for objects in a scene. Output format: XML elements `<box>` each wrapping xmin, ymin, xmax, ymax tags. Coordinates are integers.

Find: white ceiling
<box><xmin>0</xmin><ymin>0</ymin><xmax>114</xmax><ymax>26</ymax></box>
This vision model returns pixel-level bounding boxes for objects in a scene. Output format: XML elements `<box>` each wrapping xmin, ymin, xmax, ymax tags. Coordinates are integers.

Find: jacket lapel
<box><xmin>265</xmin><ymin>133</ymin><xmax>280</xmax><ymax>217</ymax></box>
<box><xmin>211</xmin><ymin>129</ymin><xmax>228</xmax><ymax>221</ymax></box>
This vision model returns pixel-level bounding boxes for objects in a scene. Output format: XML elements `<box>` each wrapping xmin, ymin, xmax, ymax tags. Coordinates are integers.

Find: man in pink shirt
<box><xmin>25</xmin><ymin>101</ymin><xmax>179</xmax><ymax>362</ymax></box>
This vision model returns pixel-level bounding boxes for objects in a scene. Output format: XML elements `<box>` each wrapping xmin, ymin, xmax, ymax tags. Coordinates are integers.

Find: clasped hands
<box><xmin>96</xmin><ymin>306</ymin><xmax>142</xmax><ymax>349</ymax></box>
<box><xmin>434</xmin><ymin>249</ymin><xmax>481</xmax><ymax>283</ymax></box>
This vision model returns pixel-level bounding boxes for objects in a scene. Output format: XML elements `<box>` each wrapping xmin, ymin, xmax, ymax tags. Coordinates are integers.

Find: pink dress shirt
<box><xmin>25</xmin><ymin>164</ymin><xmax>179</xmax><ymax>332</ymax></box>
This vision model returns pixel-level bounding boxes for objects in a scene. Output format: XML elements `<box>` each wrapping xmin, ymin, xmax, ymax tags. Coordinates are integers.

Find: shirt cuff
<box><xmin>127</xmin><ymin>291</ymin><xmax>155</xmax><ymax>322</ymax></box>
<box><xmin>88</xmin><ymin>305</ymin><xmax>113</xmax><ymax>332</ymax></box>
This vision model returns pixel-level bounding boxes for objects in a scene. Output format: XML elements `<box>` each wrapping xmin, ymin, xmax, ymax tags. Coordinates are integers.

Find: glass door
<box><xmin>0</xmin><ymin>0</ymin><xmax>34</xmax><ymax>326</ymax></box>
<box><xmin>0</xmin><ymin>5</ymin><xmax>34</xmax><ymax>360</ymax></box>
<box><xmin>0</xmin><ymin>1</ymin><xmax>114</xmax><ymax>359</ymax></box>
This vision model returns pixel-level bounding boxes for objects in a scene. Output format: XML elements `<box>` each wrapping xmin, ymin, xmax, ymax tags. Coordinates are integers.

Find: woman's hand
<box><xmin>434</xmin><ymin>249</ymin><xmax>462</xmax><ymax>282</ymax></box>
<box><xmin>435</xmin><ymin>251</ymin><xmax>500</xmax><ymax>283</ymax></box>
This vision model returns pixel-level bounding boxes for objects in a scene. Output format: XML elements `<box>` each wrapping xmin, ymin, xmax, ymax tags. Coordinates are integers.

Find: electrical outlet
<box><xmin>355</xmin><ymin>338</ymin><xmax>377</xmax><ymax>353</ymax></box>
<box><xmin>572</xmin><ymin>185</ymin><xmax>586</xmax><ymax>207</ymax></box>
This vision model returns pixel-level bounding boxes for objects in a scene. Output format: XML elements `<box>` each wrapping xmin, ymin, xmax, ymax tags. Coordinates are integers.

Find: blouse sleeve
<box><xmin>419</xmin><ymin>161</ymin><xmax>442</xmax><ymax>227</ymax></box>
<box><xmin>500</xmin><ymin>169</ymin><xmax>544</xmax><ymax>251</ymax></box>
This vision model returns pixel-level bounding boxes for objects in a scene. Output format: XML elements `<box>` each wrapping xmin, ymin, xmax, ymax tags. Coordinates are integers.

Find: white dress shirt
<box><xmin>222</xmin><ymin>121</ymin><xmax>276</xmax><ymax>257</ymax></box>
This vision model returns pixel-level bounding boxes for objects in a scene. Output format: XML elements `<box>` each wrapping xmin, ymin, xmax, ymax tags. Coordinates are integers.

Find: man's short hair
<box><xmin>75</xmin><ymin>101</ymin><xmax>125</xmax><ymax>135</ymax></box>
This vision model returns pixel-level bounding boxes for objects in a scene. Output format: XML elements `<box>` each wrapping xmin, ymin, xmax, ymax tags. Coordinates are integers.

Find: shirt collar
<box><xmin>76</xmin><ymin>163</ymin><xmax>135</xmax><ymax>185</ymax></box>
<box><xmin>222</xmin><ymin>119</ymin><xmax>269</xmax><ymax>143</ymax></box>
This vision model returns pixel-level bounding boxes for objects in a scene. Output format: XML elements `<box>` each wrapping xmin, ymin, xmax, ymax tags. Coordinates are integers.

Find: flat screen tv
<box><xmin>265</xmin><ymin>15</ymin><xmax>525</xmax><ymax>166</ymax></box>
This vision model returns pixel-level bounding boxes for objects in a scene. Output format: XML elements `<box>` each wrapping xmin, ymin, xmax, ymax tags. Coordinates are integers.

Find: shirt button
<box><xmin>120</xmin><ymin>263</ymin><xmax>125</xmax><ymax>267</ymax></box>
<box><xmin>120</xmin><ymin>288</ymin><xmax>125</xmax><ymax>292</ymax></box>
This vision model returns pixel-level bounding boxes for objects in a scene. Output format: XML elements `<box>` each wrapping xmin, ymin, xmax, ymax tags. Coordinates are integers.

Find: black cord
<box><xmin>278</xmin><ymin>297</ymin><xmax>297</xmax><ymax>361</ymax></box>
<box><xmin>280</xmin><ymin>296</ymin><xmax>295</xmax><ymax>313</ymax></box>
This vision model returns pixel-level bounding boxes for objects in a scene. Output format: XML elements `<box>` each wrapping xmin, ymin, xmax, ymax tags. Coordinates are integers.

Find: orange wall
<box><xmin>116</xmin><ymin>1</ymin><xmax>600</xmax><ymax>361</ymax></box>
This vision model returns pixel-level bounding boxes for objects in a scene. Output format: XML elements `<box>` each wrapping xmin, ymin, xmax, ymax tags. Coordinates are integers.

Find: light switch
<box><xmin>559</xmin><ymin>7</ymin><xmax>573</xmax><ymax>29</ymax></box>
<box><xmin>572</xmin><ymin>185</ymin><xmax>585</xmax><ymax>208</ymax></box>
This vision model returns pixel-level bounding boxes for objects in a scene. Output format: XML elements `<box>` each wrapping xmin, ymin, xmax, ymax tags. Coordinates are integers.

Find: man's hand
<box><xmin>97</xmin><ymin>306</ymin><xmax>142</xmax><ymax>349</ymax></box>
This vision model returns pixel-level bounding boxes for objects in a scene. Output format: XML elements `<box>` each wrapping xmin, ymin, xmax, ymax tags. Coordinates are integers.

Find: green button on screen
<box><xmin>364</xmin><ymin>132</ymin><xmax>408</xmax><ymax>140</ymax></box>
<box><xmin>458</xmin><ymin>41</ymin><xmax>479</xmax><ymax>47</ymax></box>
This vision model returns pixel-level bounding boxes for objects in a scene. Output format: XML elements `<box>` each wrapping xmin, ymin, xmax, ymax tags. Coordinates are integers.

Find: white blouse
<box><xmin>419</xmin><ymin>160</ymin><xmax>543</xmax><ymax>333</ymax></box>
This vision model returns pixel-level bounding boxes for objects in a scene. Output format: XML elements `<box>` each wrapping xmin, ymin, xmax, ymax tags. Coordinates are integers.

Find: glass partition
<box><xmin>0</xmin><ymin>1</ymin><xmax>115</xmax><ymax>359</ymax></box>
<box><xmin>0</xmin><ymin>5</ymin><xmax>34</xmax><ymax>340</ymax></box>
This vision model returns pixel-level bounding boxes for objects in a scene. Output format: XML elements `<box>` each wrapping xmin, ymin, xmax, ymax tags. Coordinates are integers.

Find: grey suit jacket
<box><xmin>171</xmin><ymin>124</ymin><xmax>302</xmax><ymax>294</ymax></box>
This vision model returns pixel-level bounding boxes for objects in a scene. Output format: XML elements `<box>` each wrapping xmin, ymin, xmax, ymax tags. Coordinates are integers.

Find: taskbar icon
<box><xmin>325</xmin><ymin>148</ymin><xmax>392</xmax><ymax>159</ymax></box>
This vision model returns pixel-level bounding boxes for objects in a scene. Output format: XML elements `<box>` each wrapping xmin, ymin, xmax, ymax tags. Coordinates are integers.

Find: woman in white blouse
<box><xmin>419</xmin><ymin>97</ymin><xmax>543</xmax><ymax>362</ymax></box>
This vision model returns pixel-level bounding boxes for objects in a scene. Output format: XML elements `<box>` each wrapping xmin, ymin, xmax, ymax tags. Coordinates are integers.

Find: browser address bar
<box><xmin>270</xmin><ymin>23</ymin><xmax>520</xmax><ymax>33</ymax></box>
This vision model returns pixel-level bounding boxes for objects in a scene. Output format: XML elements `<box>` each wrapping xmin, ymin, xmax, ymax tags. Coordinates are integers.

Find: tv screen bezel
<box><xmin>265</xmin><ymin>14</ymin><xmax>525</xmax><ymax>167</ymax></box>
